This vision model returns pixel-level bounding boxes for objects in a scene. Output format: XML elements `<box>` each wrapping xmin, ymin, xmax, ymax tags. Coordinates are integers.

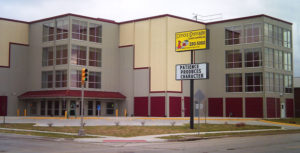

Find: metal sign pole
<box><xmin>190</xmin><ymin>50</ymin><xmax>194</xmax><ymax>129</ymax></box>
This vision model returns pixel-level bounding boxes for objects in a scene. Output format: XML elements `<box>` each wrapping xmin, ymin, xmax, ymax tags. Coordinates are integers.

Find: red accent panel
<box><xmin>245</xmin><ymin>97</ymin><xmax>263</xmax><ymax>118</ymax></box>
<box><xmin>134</xmin><ymin>97</ymin><xmax>148</xmax><ymax>117</ymax></box>
<box><xmin>169</xmin><ymin>97</ymin><xmax>181</xmax><ymax>117</ymax></box>
<box><xmin>19</xmin><ymin>90</ymin><xmax>126</xmax><ymax>99</ymax></box>
<box><xmin>276</xmin><ymin>98</ymin><xmax>281</xmax><ymax>118</ymax></box>
<box><xmin>150</xmin><ymin>97</ymin><xmax>165</xmax><ymax>117</ymax></box>
<box><xmin>208</xmin><ymin>98</ymin><xmax>223</xmax><ymax>117</ymax></box>
<box><xmin>226</xmin><ymin>98</ymin><xmax>243</xmax><ymax>117</ymax></box>
<box><xmin>0</xmin><ymin>96</ymin><xmax>7</xmax><ymax>116</ymax></box>
<box><xmin>286</xmin><ymin>99</ymin><xmax>294</xmax><ymax>117</ymax></box>
<box><xmin>184</xmin><ymin>97</ymin><xmax>190</xmax><ymax>117</ymax></box>
<box><xmin>267</xmin><ymin>98</ymin><xmax>276</xmax><ymax>118</ymax></box>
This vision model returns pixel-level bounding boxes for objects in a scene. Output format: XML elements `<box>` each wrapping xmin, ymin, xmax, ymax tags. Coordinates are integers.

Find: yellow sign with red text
<box><xmin>175</xmin><ymin>29</ymin><xmax>208</xmax><ymax>52</ymax></box>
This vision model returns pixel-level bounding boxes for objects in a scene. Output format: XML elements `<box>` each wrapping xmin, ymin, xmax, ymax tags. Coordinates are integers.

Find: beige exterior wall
<box><xmin>119</xmin><ymin>16</ymin><xmax>205</xmax><ymax>92</ymax></box>
<box><xmin>0</xmin><ymin>20</ymin><xmax>29</xmax><ymax>67</ymax></box>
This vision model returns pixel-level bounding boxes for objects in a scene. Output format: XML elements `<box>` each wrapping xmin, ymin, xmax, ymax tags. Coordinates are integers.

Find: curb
<box><xmin>260</xmin><ymin>120</ymin><xmax>300</xmax><ymax>127</ymax></box>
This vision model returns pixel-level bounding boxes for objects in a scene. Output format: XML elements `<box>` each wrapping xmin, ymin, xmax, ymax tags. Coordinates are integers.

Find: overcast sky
<box><xmin>0</xmin><ymin>0</ymin><xmax>299</xmax><ymax>76</ymax></box>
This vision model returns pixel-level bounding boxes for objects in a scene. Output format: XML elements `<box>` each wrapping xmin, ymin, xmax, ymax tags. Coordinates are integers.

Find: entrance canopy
<box><xmin>18</xmin><ymin>90</ymin><xmax>126</xmax><ymax>100</ymax></box>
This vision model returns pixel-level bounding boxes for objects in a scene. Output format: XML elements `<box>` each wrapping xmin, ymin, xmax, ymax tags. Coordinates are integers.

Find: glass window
<box><xmin>264</xmin><ymin>48</ymin><xmax>273</xmax><ymax>68</ymax></box>
<box><xmin>89</xmin><ymin>47</ymin><xmax>102</xmax><ymax>67</ymax></box>
<box><xmin>283</xmin><ymin>29</ymin><xmax>292</xmax><ymax>48</ymax></box>
<box><xmin>278</xmin><ymin>27</ymin><xmax>283</xmax><ymax>46</ymax></box>
<box><xmin>88</xmin><ymin>71</ymin><xmax>101</xmax><ymax>89</ymax></box>
<box><xmin>70</xmin><ymin>70</ymin><xmax>82</xmax><ymax>88</ymax></box>
<box><xmin>43</xmin><ymin>22</ymin><xmax>54</xmax><ymax>42</ymax></box>
<box><xmin>72</xmin><ymin>20</ymin><xmax>87</xmax><ymax>40</ymax></box>
<box><xmin>56</xmin><ymin>19</ymin><xmax>68</xmax><ymax>40</ymax></box>
<box><xmin>284</xmin><ymin>52</ymin><xmax>292</xmax><ymax>71</ymax></box>
<box><xmin>42</xmin><ymin>47</ymin><xmax>54</xmax><ymax>66</ymax></box>
<box><xmin>264</xmin><ymin>23</ymin><xmax>274</xmax><ymax>44</ymax></box>
<box><xmin>106</xmin><ymin>103</ymin><xmax>114</xmax><ymax>115</ymax></box>
<box><xmin>225</xmin><ymin>26</ymin><xmax>242</xmax><ymax>45</ymax></box>
<box><xmin>55</xmin><ymin>70</ymin><xmax>67</xmax><ymax>88</ymax></box>
<box><xmin>279</xmin><ymin>74</ymin><xmax>284</xmax><ymax>93</ymax></box>
<box><xmin>278</xmin><ymin>51</ymin><xmax>283</xmax><ymax>70</ymax></box>
<box><xmin>54</xmin><ymin>101</ymin><xmax>59</xmax><ymax>116</ymax></box>
<box><xmin>71</xmin><ymin>45</ymin><xmax>87</xmax><ymax>65</ymax></box>
<box><xmin>245</xmin><ymin>48</ymin><xmax>262</xmax><ymax>67</ymax></box>
<box><xmin>47</xmin><ymin>101</ymin><xmax>52</xmax><ymax>116</ymax></box>
<box><xmin>244</xmin><ymin>23</ymin><xmax>261</xmax><ymax>43</ymax></box>
<box><xmin>89</xmin><ymin>23</ymin><xmax>102</xmax><ymax>43</ymax></box>
<box><xmin>265</xmin><ymin>72</ymin><xmax>274</xmax><ymax>92</ymax></box>
<box><xmin>245</xmin><ymin>72</ymin><xmax>263</xmax><ymax>92</ymax></box>
<box><xmin>285</xmin><ymin>75</ymin><xmax>292</xmax><ymax>93</ymax></box>
<box><xmin>61</xmin><ymin>100</ymin><xmax>66</xmax><ymax>116</ymax></box>
<box><xmin>225</xmin><ymin>50</ymin><xmax>242</xmax><ymax>68</ymax></box>
<box><xmin>274</xmin><ymin>50</ymin><xmax>279</xmax><ymax>69</ymax></box>
<box><xmin>226</xmin><ymin>73</ymin><xmax>242</xmax><ymax>92</ymax></box>
<box><xmin>42</xmin><ymin>71</ymin><xmax>53</xmax><ymax>88</ymax></box>
<box><xmin>88</xmin><ymin>101</ymin><xmax>93</xmax><ymax>116</ymax></box>
<box><xmin>56</xmin><ymin>45</ymin><xmax>68</xmax><ymax>65</ymax></box>
<box><xmin>41</xmin><ymin>101</ymin><xmax>46</xmax><ymax>116</ymax></box>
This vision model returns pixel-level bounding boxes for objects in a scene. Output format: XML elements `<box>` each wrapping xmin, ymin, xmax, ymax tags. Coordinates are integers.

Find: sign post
<box><xmin>175</xmin><ymin>29</ymin><xmax>209</xmax><ymax>129</ymax></box>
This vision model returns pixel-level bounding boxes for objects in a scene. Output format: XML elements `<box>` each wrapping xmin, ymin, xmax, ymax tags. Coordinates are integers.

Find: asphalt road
<box><xmin>0</xmin><ymin>133</ymin><xmax>300</xmax><ymax>153</ymax></box>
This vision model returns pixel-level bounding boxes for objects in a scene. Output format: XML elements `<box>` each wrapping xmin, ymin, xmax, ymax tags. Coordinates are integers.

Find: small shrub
<box><xmin>47</xmin><ymin>123</ymin><xmax>53</xmax><ymax>127</ymax></box>
<box><xmin>141</xmin><ymin>121</ymin><xmax>146</xmax><ymax>126</ymax></box>
<box><xmin>224</xmin><ymin>121</ymin><xmax>228</xmax><ymax>125</ymax></box>
<box><xmin>83</xmin><ymin>122</ymin><xmax>87</xmax><ymax>127</ymax></box>
<box><xmin>288</xmin><ymin>121</ymin><xmax>296</xmax><ymax>124</ymax></box>
<box><xmin>236</xmin><ymin>122</ymin><xmax>246</xmax><ymax>127</ymax></box>
<box><xmin>170</xmin><ymin>121</ymin><xmax>176</xmax><ymax>126</ymax></box>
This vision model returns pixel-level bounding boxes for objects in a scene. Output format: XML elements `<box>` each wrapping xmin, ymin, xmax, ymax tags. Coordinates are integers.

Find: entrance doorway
<box><xmin>0</xmin><ymin>96</ymin><xmax>7</xmax><ymax>116</ymax></box>
<box><xmin>70</xmin><ymin>101</ymin><xmax>76</xmax><ymax>116</ymax></box>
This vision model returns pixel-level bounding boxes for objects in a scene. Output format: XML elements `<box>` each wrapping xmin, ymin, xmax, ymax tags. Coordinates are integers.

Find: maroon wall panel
<box><xmin>245</xmin><ymin>97</ymin><xmax>263</xmax><ymax>118</ymax></box>
<box><xmin>134</xmin><ymin>97</ymin><xmax>148</xmax><ymax>116</ymax></box>
<box><xmin>208</xmin><ymin>98</ymin><xmax>223</xmax><ymax>117</ymax></box>
<box><xmin>267</xmin><ymin>98</ymin><xmax>276</xmax><ymax>118</ymax></box>
<box><xmin>226</xmin><ymin>98</ymin><xmax>243</xmax><ymax>117</ymax></box>
<box><xmin>184</xmin><ymin>97</ymin><xmax>190</xmax><ymax>117</ymax></box>
<box><xmin>169</xmin><ymin>97</ymin><xmax>181</xmax><ymax>117</ymax></box>
<box><xmin>276</xmin><ymin>98</ymin><xmax>280</xmax><ymax>118</ymax></box>
<box><xmin>151</xmin><ymin>97</ymin><xmax>165</xmax><ymax>117</ymax></box>
<box><xmin>286</xmin><ymin>99</ymin><xmax>294</xmax><ymax>118</ymax></box>
<box><xmin>295</xmin><ymin>88</ymin><xmax>300</xmax><ymax>117</ymax></box>
<box><xmin>0</xmin><ymin>96</ymin><xmax>7</xmax><ymax>116</ymax></box>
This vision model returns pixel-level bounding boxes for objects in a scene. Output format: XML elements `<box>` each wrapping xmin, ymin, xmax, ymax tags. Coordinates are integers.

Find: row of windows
<box><xmin>225</xmin><ymin>23</ymin><xmax>292</xmax><ymax>48</ymax></box>
<box><xmin>226</xmin><ymin>47</ymin><xmax>292</xmax><ymax>71</ymax></box>
<box><xmin>265</xmin><ymin>72</ymin><xmax>292</xmax><ymax>93</ymax></box>
<box><xmin>42</xmin><ymin>70</ymin><xmax>101</xmax><ymax>89</ymax></box>
<box><xmin>43</xmin><ymin>19</ymin><xmax>102</xmax><ymax>43</ymax></box>
<box><xmin>264</xmin><ymin>48</ymin><xmax>292</xmax><ymax>71</ymax></box>
<box><xmin>264</xmin><ymin>23</ymin><xmax>292</xmax><ymax>48</ymax></box>
<box><xmin>42</xmin><ymin>45</ymin><xmax>102</xmax><ymax>67</ymax></box>
<box><xmin>226</xmin><ymin>73</ymin><xmax>293</xmax><ymax>93</ymax></box>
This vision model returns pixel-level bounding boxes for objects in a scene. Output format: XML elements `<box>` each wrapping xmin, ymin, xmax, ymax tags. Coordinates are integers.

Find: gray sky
<box><xmin>0</xmin><ymin>0</ymin><xmax>299</xmax><ymax>76</ymax></box>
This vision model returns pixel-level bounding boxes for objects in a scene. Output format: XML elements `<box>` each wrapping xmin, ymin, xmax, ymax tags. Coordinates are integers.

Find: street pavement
<box><xmin>1</xmin><ymin>132</ymin><xmax>300</xmax><ymax>153</ymax></box>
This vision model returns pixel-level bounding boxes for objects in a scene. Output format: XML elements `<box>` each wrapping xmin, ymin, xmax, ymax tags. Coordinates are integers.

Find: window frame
<box><xmin>42</xmin><ymin>71</ymin><xmax>53</xmax><ymax>88</ymax></box>
<box><xmin>245</xmin><ymin>72</ymin><xmax>263</xmax><ymax>92</ymax></box>
<box><xmin>89</xmin><ymin>23</ymin><xmax>102</xmax><ymax>43</ymax></box>
<box><xmin>89</xmin><ymin>47</ymin><xmax>102</xmax><ymax>67</ymax></box>
<box><xmin>55</xmin><ymin>70</ymin><xmax>67</xmax><ymax>88</ymax></box>
<box><xmin>226</xmin><ymin>73</ymin><xmax>243</xmax><ymax>92</ymax></box>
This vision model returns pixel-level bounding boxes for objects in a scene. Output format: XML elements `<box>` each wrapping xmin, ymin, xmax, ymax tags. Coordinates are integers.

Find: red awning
<box><xmin>18</xmin><ymin>90</ymin><xmax>126</xmax><ymax>99</ymax></box>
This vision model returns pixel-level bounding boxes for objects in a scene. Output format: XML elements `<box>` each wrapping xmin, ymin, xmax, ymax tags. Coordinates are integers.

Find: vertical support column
<box><xmin>190</xmin><ymin>50</ymin><xmax>194</xmax><ymax>129</ymax></box>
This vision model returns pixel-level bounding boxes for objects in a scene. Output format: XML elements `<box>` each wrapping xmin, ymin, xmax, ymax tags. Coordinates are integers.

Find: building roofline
<box><xmin>0</xmin><ymin>17</ymin><xmax>29</xmax><ymax>24</ymax></box>
<box><xmin>207</xmin><ymin>14</ymin><xmax>292</xmax><ymax>25</ymax></box>
<box><xmin>0</xmin><ymin>13</ymin><xmax>292</xmax><ymax>26</ymax></box>
<box><xmin>118</xmin><ymin>14</ymin><xmax>205</xmax><ymax>24</ymax></box>
<box><xmin>30</xmin><ymin>13</ymin><xmax>117</xmax><ymax>24</ymax></box>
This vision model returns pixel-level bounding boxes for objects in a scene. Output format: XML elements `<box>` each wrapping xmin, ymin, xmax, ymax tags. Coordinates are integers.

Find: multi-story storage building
<box><xmin>0</xmin><ymin>13</ymin><xmax>294</xmax><ymax>118</ymax></box>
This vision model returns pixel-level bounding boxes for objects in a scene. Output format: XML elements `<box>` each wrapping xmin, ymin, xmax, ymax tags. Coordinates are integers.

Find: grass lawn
<box><xmin>0</xmin><ymin>123</ymin><xmax>280</xmax><ymax>137</ymax></box>
<box><xmin>265</xmin><ymin>118</ymin><xmax>300</xmax><ymax>125</ymax></box>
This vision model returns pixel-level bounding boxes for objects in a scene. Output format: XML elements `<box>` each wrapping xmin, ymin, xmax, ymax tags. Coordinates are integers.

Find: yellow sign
<box><xmin>175</xmin><ymin>29</ymin><xmax>208</xmax><ymax>52</ymax></box>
